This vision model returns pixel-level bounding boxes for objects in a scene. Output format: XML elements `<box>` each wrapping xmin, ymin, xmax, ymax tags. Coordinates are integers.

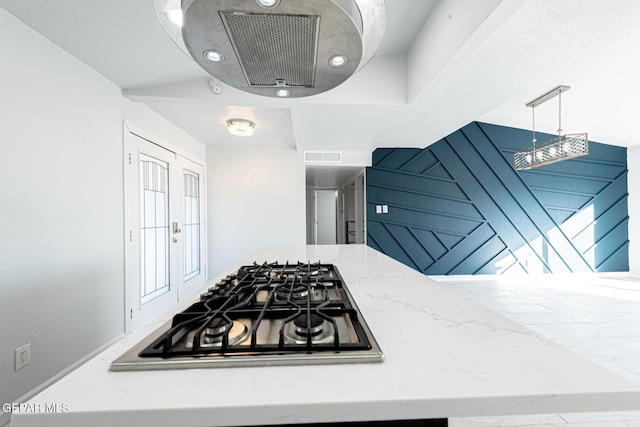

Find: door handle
<box><xmin>172</xmin><ymin>222</ymin><xmax>182</xmax><ymax>234</ymax></box>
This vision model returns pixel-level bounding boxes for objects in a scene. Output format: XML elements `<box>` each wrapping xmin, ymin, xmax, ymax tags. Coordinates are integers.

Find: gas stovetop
<box><xmin>111</xmin><ymin>261</ymin><xmax>383</xmax><ymax>370</ymax></box>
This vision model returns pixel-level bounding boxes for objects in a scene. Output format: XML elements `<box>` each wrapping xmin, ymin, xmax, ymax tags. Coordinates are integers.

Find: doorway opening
<box><xmin>305</xmin><ymin>166</ymin><xmax>366</xmax><ymax>245</ymax></box>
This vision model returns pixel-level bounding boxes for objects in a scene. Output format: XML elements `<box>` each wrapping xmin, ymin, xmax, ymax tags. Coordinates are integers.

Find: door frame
<box><xmin>122</xmin><ymin>121</ymin><xmax>207</xmax><ymax>334</ymax></box>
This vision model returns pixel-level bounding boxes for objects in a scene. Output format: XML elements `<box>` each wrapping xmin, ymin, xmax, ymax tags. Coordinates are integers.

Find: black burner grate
<box><xmin>139</xmin><ymin>261</ymin><xmax>373</xmax><ymax>359</ymax></box>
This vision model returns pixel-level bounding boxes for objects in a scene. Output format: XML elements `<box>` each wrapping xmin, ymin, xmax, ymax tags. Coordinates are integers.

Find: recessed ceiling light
<box><xmin>204</xmin><ymin>50</ymin><xmax>224</xmax><ymax>62</ymax></box>
<box><xmin>275</xmin><ymin>89</ymin><xmax>290</xmax><ymax>97</ymax></box>
<box><xmin>329</xmin><ymin>55</ymin><xmax>348</xmax><ymax>67</ymax></box>
<box><xmin>256</xmin><ymin>0</ymin><xmax>279</xmax><ymax>8</ymax></box>
<box><xmin>227</xmin><ymin>119</ymin><xmax>255</xmax><ymax>137</ymax></box>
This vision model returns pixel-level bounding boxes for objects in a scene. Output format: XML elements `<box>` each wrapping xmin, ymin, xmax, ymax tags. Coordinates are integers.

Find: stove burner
<box><xmin>275</xmin><ymin>284</ymin><xmax>310</xmax><ymax>300</ymax></box>
<box><xmin>184</xmin><ymin>319</ymin><xmax>249</xmax><ymax>348</ymax></box>
<box><xmin>205</xmin><ymin>317</ymin><xmax>231</xmax><ymax>337</ymax></box>
<box><xmin>293</xmin><ymin>313</ymin><xmax>324</xmax><ymax>337</ymax></box>
<box><xmin>295</xmin><ymin>262</ymin><xmax>323</xmax><ymax>277</ymax></box>
<box><xmin>283</xmin><ymin>314</ymin><xmax>335</xmax><ymax>345</ymax></box>
<box><xmin>239</xmin><ymin>262</ymin><xmax>273</xmax><ymax>279</ymax></box>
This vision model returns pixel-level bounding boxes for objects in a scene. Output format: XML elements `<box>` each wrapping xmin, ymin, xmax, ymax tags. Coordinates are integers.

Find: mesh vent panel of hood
<box><xmin>221</xmin><ymin>13</ymin><xmax>319</xmax><ymax>88</ymax></box>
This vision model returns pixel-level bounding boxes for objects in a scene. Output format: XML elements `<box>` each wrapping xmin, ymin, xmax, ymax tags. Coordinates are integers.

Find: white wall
<box><xmin>207</xmin><ymin>146</ymin><xmax>306</xmax><ymax>278</ymax></box>
<box><xmin>628</xmin><ymin>145</ymin><xmax>640</xmax><ymax>275</ymax></box>
<box><xmin>0</xmin><ymin>8</ymin><xmax>205</xmax><ymax>420</ymax></box>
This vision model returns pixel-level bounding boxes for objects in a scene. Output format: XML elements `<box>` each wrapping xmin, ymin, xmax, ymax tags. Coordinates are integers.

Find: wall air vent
<box><xmin>304</xmin><ymin>151</ymin><xmax>342</xmax><ymax>163</ymax></box>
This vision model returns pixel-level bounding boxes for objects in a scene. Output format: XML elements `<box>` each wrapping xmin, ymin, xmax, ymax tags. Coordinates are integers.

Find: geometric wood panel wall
<box><xmin>367</xmin><ymin>122</ymin><xmax>628</xmax><ymax>274</ymax></box>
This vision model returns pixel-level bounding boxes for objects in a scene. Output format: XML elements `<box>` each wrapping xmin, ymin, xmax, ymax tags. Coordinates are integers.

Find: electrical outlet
<box><xmin>15</xmin><ymin>343</ymin><xmax>31</xmax><ymax>371</ymax></box>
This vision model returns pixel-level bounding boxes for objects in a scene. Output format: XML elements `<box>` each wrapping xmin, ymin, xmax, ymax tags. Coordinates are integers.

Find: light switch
<box><xmin>375</xmin><ymin>205</ymin><xmax>382</xmax><ymax>214</ymax></box>
<box><xmin>382</xmin><ymin>205</ymin><xmax>389</xmax><ymax>214</ymax></box>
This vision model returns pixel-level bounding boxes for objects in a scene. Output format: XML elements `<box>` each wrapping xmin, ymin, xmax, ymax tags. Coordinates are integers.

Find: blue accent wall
<box><xmin>366</xmin><ymin>122</ymin><xmax>628</xmax><ymax>275</ymax></box>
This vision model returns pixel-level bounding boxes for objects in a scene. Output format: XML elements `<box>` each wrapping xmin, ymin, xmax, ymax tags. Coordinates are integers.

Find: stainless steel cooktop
<box><xmin>111</xmin><ymin>261</ymin><xmax>383</xmax><ymax>371</ymax></box>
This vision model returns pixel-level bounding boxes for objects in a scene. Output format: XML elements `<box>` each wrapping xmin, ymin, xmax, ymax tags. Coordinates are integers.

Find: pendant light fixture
<box><xmin>513</xmin><ymin>86</ymin><xmax>588</xmax><ymax>170</ymax></box>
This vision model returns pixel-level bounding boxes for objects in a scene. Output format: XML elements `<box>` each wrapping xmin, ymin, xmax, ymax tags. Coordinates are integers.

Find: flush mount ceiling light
<box><xmin>153</xmin><ymin>0</ymin><xmax>386</xmax><ymax>98</ymax></box>
<box><xmin>227</xmin><ymin>119</ymin><xmax>255</xmax><ymax>136</ymax></box>
<box><xmin>513</xmin><ymin>86</ymin><xmax>588</xmax><ymax>171</ymax></box>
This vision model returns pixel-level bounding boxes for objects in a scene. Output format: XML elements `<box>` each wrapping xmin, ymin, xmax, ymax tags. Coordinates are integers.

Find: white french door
<box><xmin>125</xmin><ymin>131</ymin><xmax>206</xmax><ymax>333</ymax></box>
<box><xmin>179</xmin><ymin>161</ymin><xmax>206</xmax><ymax>299</ymax></box>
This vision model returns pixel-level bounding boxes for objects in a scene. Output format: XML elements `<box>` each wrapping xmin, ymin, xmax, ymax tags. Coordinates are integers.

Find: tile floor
<box><xmin>435</xmin><ymin>274</ymin><xmax>640</xmax><ymax>427</ymax></box>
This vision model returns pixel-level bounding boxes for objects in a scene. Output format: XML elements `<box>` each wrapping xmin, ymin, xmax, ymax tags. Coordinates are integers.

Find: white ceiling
<box><xmin>2</xmin><ymin>1</ymin><xmax>640</xmax><ymax>169</ymax></box>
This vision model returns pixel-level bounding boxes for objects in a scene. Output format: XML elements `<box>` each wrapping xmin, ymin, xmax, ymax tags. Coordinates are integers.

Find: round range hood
<box><xmin>153</xmin><ymin>0</ymin><xmax>386</xmax><ymax>98</ymax></box>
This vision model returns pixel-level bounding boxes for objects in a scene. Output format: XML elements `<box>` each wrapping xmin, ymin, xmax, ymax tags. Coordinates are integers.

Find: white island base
<box><xmin>10</xmin><ymin>245</ymin><xmax>640</xmax><ymax>427</ymax></box>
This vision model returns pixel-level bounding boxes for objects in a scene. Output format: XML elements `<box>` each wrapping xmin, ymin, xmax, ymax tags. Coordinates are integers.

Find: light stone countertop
<box><xmin>10</xmin><ymin>245</ymin><xmax>640</xmax><ymax>426</ymax></box>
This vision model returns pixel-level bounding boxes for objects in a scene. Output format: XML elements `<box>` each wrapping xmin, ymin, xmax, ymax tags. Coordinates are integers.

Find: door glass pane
<box><xmin>183</xmin><ymin>170</ymin><xmax>200</xmax><ymax>281</ymax></box>
<box><xmin>140</xmin><ymin>155</ymin><xmax>170</xmax><ymax>304</ymax></box>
